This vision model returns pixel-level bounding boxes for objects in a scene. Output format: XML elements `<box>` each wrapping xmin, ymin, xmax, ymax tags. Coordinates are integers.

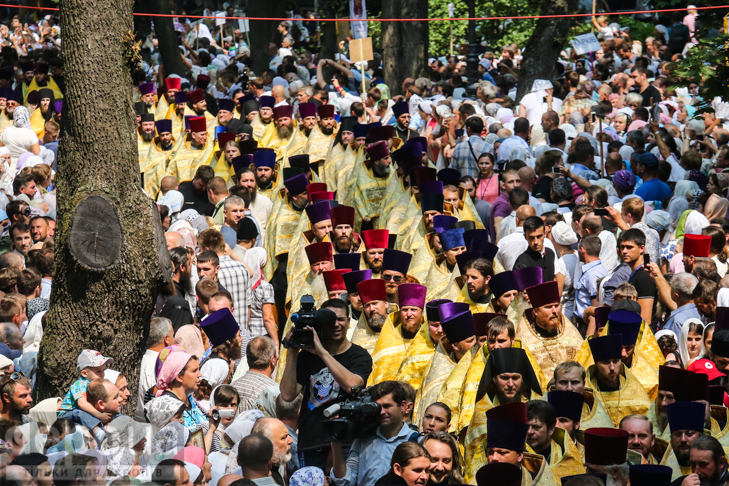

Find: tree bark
<box><xmin>515</xmin><ymin>0</ymin><xmax>578</xmax><ymax>103</ymax></box>
<box><xmin>151</xmin><ymin>0</ymin><xmax>187</xmax><ymax>77</ymax></box>
<box><xmin>248</xmin><ymin>1</ymin><xmax>286</xmax><ymax>76</ymax></box>
<box><xmin>36</xmin><ymin>0</ymin><xmax>170</xmax><ymax>407</ymax></box>
<box><xmin>381</xmin><ymin>0</ymin><xmax>428</xmax><ymax>97</ymax></box>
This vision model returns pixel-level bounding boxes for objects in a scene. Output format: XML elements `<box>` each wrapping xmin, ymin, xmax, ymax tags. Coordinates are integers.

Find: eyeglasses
<box><xmin>383</xmin><ymin>274</ymin><xmax>403</xmax><ymax>282</ymax></box>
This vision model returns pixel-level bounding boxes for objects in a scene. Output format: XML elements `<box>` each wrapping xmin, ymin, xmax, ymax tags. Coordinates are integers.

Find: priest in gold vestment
<box><xmin>165</xmin><ymin>116</ymin><xmax>214</xmax><ymax>183</ymax></box>
<box><xmin>586</xmin><ymin>335</ymin><xmax>651</xmax><ymax>426</ymax></box>
<box><xmin>368</xmin><ymin>283</ymin><xmax>427</xmax><ymax>385</ymax></box>
<box><xmin>143</xmin><ymin>119</ymin><xmax>176</xmax><ymax>198</ymax></box>
<box><xmin>137</xmin><ymin>113</ymin><xmax>156</xmax><ymax>174</ymax></box>
<box><xmin>351</xmin><ymin>140</ymin><xmax>394</xmax><ymax>232</ymax></box>
<box><xmin>350</xmin><ymin>278</ymin><xmax>389</xmax><ymax>355</ymax></box>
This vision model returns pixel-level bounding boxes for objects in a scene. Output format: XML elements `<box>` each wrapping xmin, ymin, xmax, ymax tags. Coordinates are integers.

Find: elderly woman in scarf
<box><xmin>0</xmin><ymin>106</ymin><xmax>41</xmax><ymax>168</ymax></box>
<box><xmin>703</xmin><ymin>193</ymin><xmax>729</xmax><ymax>221</ymax></box>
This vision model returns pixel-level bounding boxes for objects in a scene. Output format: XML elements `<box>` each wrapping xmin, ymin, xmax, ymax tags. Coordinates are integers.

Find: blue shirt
<box><xmin>575</xmin><ymin>260</ymin><xmax>609</xmax><ymax>319</ymax></box>
<box><xmin>663</xmin><ymin>303</ymin><xmax>702</xmax><ymax>338</ymax></box>
<box><xmin>635</xmin><ymin>178</ymin><xmax>672</xmax><ymax>203</ymax></box>
<box><xmin>452</xmin><ymin>135</ymin><xmax>491</xmax><ymax>179</ymax></box>
<box><xmin>331</xmin><ymin>422</ymin><xmax>412</xmax><ymax>486</ymax></box>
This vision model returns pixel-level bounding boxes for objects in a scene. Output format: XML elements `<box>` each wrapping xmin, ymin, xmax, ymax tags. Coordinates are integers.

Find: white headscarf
<box><xmin>159</xmin><ymin>190</ymin><xmax>185</xmax><ymax>214</ymax></box>
<box><xmin>552</xmin><ymin>221</ymin><xmax>578</xmax><ymax>246</ymax></box>
<box><xmin>12</xmin><ymin>106</ymin><xmax>31</xmax><ymax>129</ymax></box>
<box><xmin>684</xmin><ymin>210</ymin><xmax>710</xmax><ymax>235</ymax></box>
<box><xmin>243</xmin><ymin>247</ymin><xmax>267</xmax><ymax>286</ymax></box>
<box><xmin>675</xmin><ymin>180</ymin><xmax>699</xmax><ymax>199</ymax></box>
<box><xmin>679</xmin><ymin>318</ymin><xmax>705</xmax><ymax>365</ymax></box>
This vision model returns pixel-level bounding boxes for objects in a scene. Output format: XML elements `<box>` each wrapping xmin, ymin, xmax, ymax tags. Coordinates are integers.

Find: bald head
<box><xmin>165</xmin><ymin>231</ymin><xmax>185</xmax><ymax>250</ymax></box>
<box><xmin>497</xmin><ymin>128</ymin><xmax>512</xmax><ymax>139</ymax></box>
<box><xmin>6</xmin><ymin>465</ymin><xmax>33</xmax><ymax>485</ymax></box>
<box><xmin>160</xmin><ymin>176</ymin><xmax>178</xmax><ymax>193</ymax></box>
<box><xmin>218</xmin><ymin>474</ymin><xmax>243</xmax><ymax>486</ymax></box>
<box><xmin>272</xmin><ymin>85</ymin><xmax>286</xmax><ymax>101</ymax></box>
<box><xmin>0</xmin><ymin>252</ymin><xmax>24</xmax><ymax>272</ymax></box>
<box><xmin>516</xmin><ymin>205</ymin><xmax>537</xmax><ymax>224</ymax></box>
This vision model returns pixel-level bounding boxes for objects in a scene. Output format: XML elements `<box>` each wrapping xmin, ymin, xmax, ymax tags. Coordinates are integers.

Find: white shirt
<box><xmin>519</xmin><ymin>92</ymin><xmax>563</xmax><ymax>126</ymax></box>
<box><xmin>249</xmin><ymin>193</ymin><xmax>273</xmax><ymax>246</ymax></box>
<box><xmin>497</xmin><ymin>135</ymin><xmax>530</xmax><ymax>161</ymax></box>
<box><xmin>136</xmin><ymin>348</ymin><xmax>159</xmax><ymax>422</ymax></box>
<box><xmin>497</xmin><ymin>212</ymin><xmax>517</xmax><ymax>241</ymax></box>
<box><xmin>597</xmin><ymin>230</ymin><xmax>620</xmax><ymax>273</ymax></box>
<box><xmin>665</xmin><ymin>154</ymin><xmax>686</xmax><ymax>182</ymax></box>
<box><xmin>496</xmin><ymin>227</ymin><xmax>564</xmax><ymax>276</ymax></box>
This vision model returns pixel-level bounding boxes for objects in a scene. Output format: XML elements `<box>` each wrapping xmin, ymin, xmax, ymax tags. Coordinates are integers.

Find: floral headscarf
<box><xmin>101</xmin><ymin>416</ymin><xmax>150</xmax><ymax>451</ymax></box>
<box><xmin>105</xmin><ymin>447</ymin><xmax>136</xmax><ymax>478</ymax></box>
<box><xmin>145</xmin><ymin>395</ymin><xmax>185</xmax><ymax>431</ymax></box>
<box><xmin>12</xmin><ymin>106</ymin><xmax>31</xmax><ymax>129</ymax></box>
<box><xmin>290</xmin><ymin>467</ymin><xmax>327</xmax><ymax>486</ymax></box>
<box><xmin>688</xmin><ymin>170</ymin><xmax>709</xmax><ymax>192</ymax></box>
<box><xmin>152</xmin><ymin>422</ymin><xmax>189</xmax><ymax>458</ymax></box>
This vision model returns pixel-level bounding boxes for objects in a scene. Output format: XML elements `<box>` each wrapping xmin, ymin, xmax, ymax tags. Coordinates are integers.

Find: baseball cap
<box><xmin>688</xmin><ymin>359</ymin><xmax>726</xmax><ymax>381</ymax></box>
<box><xmin>77</xmin><ymin>349</ymin><xmax>114</xmax><ymax>372</ymax></box>
<box><xmin>633</xmin><ymin>152</ymin><xmax>658</xmax><ymax>168</ymax></box>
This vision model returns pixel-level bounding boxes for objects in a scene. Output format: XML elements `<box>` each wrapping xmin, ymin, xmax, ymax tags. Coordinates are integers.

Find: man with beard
<box><xmin>238</xmin><ymin>165</ymin><xmax>273</xmax><ymax>243</ymax></box>
<box><xmin>647</xmin><ymin>365</ymin><xmax>687</xmax><ymax>437</ymax></box>
<box><xmin>361</xmin><ymin>229</ymin><xmax>388</xmax><ymax>278</ymax></box>
<box><xmin>137</xmin><ymin>113</ymin><xmax>156</xmax><ymax>174</ymax></box>
<box><xmin>305</xmin><ymin>104</ymin><xmax>337</xmax><ymax>173</ymax></box>
<box><xmin>0</xmin><ymin>88</ymin><xmax>18</xmax><ymax>131</ymax></box>
<box><xmin>264</xmin><ymin>105</ymin><xmax>299</xmax><ymax>162</ymax></box>
<box><xmin>322</xmin><ymin>116</ymin><xmax>357</xmax><ymax>191</ymax></box>
<box><xmin>139</xmin><ymin>81</ymin><xmax>156</xmax><ymax>113</ymax></box>
<box><xmin>396</xmin><ymin>299</ymin><xmax>450</xmax><ymax>392</ymax></box>
<box><xmin>586</xmin><ymin>335</ymin><xmax>650</xmax><ymax>425</ymax></box>
<box><xmin>331</xmin><ymin>205</ymin><xmax>361</xmax><ymax>254</ymax></box>
<box><xmin>286</xmin><ymin>204</ymin><xmax>333</xmax><ymax>307</ymax></box>
<box><xmin>381</xmin><ymin>249</ymin><xmax>413</xmax><ymax>306</ymax></box>
<box><xmin>582</xmin><ymin>428</ymin><xmax>631</xmax><ymax>486</ymax></box>
<box><xmin>200</xmin><ymin>308</ymin><xmax>243</xmax><ymax>393</ymax></box>
<box><xmin>167</xmin><ymin>91</ymin><xmax>187</xmax><ymax>135</ymax></box>
<box><xmin>343</xmin><ymin>269</ymin><xmax>372</xmax><ymax>332</ymax></box>
<box><xmin>239</xmin><ymin>93</ymin><xmax>259</xmax><ymax>123</ymax></box>
<box><xmin>351</xmin><ymin>278</ymin><xmax>389</xmax><ymax>355</ymax></box>
<box><xmin>251</xmin><ymin>417</ymin><xmax>295</xmax><ymax>484</ymax></box>
<box><xmin>252</xmin><ymin>148</ymin><xmax>278</xmax><ymax>201</ymax></box>
<box><xmin>671</xmin><ymin>436</ymin><xmax>728</xmax><ymax>486</ymax></box>
<box><xmin>30</xmin><ymin>87</ymin><xmax>55</xmax><ymax>136</ymax></box>
<box><xmin>18</xmin><ymin>61</ymin><xmax>35</xmax><ymax>101</ymax></box>
<box><xmin>156</xmin><ymin>76</ymin><xmax>182</xmax><ymax>120</ymax></box>
<box><xmin>166</xmin><ymin>116</ymin><xmax>214</xmax><ymax>183</ymax></box>
<box><xmin>179</xmin><ymin>165</ymin><xmax>216</xmax><ymax>216</ymax></box>
<box><xmin>24</xmin><ymin>62</ymin><xmax>63</xmax><ymax>103</ymax></box>
<box><xmin>515</xmin><ymin>280</ymin><xmax>583</xmax><ymax>378</ymax></box>
<box><xmin>369</xmin><ymin>283</ymin><xmax>427</xmax><ymax>384</ymax></box>
<box><xmin>297</xmin><ymin>102</ymin><xmax>318</xmax><ymax>137</ymax></box>
<box><xmin>466</xmin><ymin>380</ymin><xmax>544</xmax><ymax>481</ymax></box>
<box><xmin>170</xmin><ymin>247</ymin><xmax>194</xmax><ymax>302</ymax></box>
<box><xmin>391</xmin><ymin>101</ymin><xmax>417</xmax><ymax>142</ymax></box>
<box><xmin>0</xmin><ymin>373</ymin><xmax>33</xmax><ymax>423</ymax></box>
<box><xmin>606</xmin><ymin>310</ymin><xmax>659</xmax><ymax>400</ymax></box>
<box><xmin>252</xmin><ymin>96</ymin><xmax>275</xmax><ymax>141</ymax></box>
<box><xmin>265</xmin><ymin>173</ymin><xmax>310</xmax><ymax>328</ymax></box>
<box><xmin>457</xmin><ymin>257</ymin><xmax>493</xmax><ymax>311</ymax></box>
<box><xmin>186</xmin><ymin>88</ymin><xmax>216</xmax><ymax>130</ymax></box>
<box><xmin>216</xmin><ymin>98</ymin><xmax>236</xmax><ymax>129</ymax></box>
<box><xmin>352</xmin><ymin>141</ymin><xmax>393</xmax><ymax>230</ymax></box>
<box><xmin>665</xmin><ymin>401</ymin><xmax>706</xmax><ymax>477</ymax></box>
<box><xmin>400</xmin><ymin>182</ymin><xmax>444</xmax><ymax>255</ymax></box>
<box><xmin>143</xmin><ymin>119</ymin><xmax>177</xmax><ymax>197</ymax></box>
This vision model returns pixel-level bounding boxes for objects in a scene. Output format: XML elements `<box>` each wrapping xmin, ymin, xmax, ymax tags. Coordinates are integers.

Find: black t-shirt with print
<box><xmin>296</xmin><ymin>343</ymin><xmax>372</xmax><ymax>450</ymax></box>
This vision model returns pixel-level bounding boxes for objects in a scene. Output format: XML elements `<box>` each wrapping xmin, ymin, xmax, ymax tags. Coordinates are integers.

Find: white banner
<box><xmin>350</xmin><ymin>0</ymin><xmax>368</xmax><ymax>39</ymax></box>
<box><xmin>570</xmin><ymin>33</ymin><xmax>602</xmax><ymax>55</ymax></box>
<box><xmin>448</xmin><ymin>3</ymin><xmax>454</xmax><ymax>18</ymax></box>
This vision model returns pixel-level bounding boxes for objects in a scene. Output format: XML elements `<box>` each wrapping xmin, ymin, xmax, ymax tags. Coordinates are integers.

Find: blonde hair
<box><xmin>615</xmin><ymin>282</ymin><xmax>638</xmax><ymax>301</ymax></box>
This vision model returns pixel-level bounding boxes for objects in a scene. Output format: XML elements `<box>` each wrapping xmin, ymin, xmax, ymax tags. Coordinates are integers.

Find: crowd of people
<box><xmin>0</xmin><ymin>3</ymin><xmax>727</xmax><ymax>486</ymax></box>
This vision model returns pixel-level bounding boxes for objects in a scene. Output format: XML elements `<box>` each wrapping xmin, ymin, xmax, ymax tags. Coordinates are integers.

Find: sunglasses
<box><xmin>383</xmin><ymin>274</ymin><xmax>403</xmax><ymax>282</ymax></box>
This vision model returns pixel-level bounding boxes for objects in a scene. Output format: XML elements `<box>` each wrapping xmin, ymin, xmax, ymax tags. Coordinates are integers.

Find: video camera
<box><xmin>322</xmin><ymin>386</ymin><xmax>381</xmax><ymax>443</ymax></box>
<box><xmin>282</xmin><ymin>295</ymin><xmax>337</xmax><ymax>349</ymax></box>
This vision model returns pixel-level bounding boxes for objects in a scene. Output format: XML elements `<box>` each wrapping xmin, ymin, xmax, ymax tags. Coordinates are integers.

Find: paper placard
<box><xmin>448</xmin><ymin>3</ymin><xmax>454</xmax><ymax>18</ymax></box>
<box><xmin>571</xmin><ymin>33</ymin><xmax>602</xmax><ymax>55</ymax></box>
<box><xmin>215</xmin><ymin>11</ymin><xmax>226</xmax><ymax>26</ymax></box>
<box><xmin>349</xmin><ymin>37</ymin><xmax>374</xmax><ymax>62</ymax></box>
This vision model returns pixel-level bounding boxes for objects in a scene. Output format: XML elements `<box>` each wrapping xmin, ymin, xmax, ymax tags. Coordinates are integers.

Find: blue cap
<box><xmin>0</xmin><ymin>210</ymin><xmax>8</xmax><ymax>222</ymax></box>
<box><xmin>254</xmin><ymin>150</ymin><xmax>276</xmax><ymax>168</ymax></box>
<box><xmin>607</xmin><ymin>310</ymin><xmax>642</xmax><ymax>346</ymax></box>
<box><xmin>433</xmin><ymin>215</ymin><xmax>457</xmax><ymax>234</ymax></box>
<box><xmin>440</xmin><ymin>227</ymin><xmax>466</xmax><ymax>251</ymax></box>
<box><xmin>634</xmin><ymin>152</ymin><xmax>659</xmax><ymax>167</ymax></box>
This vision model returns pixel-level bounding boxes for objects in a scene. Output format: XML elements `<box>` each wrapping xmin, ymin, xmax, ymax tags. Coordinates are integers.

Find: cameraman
<box><xmin>330</xmin><ymin>381</ymin><xmax>413</xmax><ymax>486</ymax></box>
<box><xmin>280</xmin><ymin>298</ymin><xmax>372</xmax><ymax>471</ymax></box>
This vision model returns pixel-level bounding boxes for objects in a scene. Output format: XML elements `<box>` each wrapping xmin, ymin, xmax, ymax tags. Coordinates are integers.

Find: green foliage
<box><xmin>427</xmin><ymin>0</ymin><xmax>540</xmax><ymax>56</ymax></box>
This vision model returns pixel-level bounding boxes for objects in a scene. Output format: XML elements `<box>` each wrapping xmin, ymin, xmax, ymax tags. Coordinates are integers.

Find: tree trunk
<box><xmin>151</xmin><ymin>0</ymin><xmax>187</xmax><ymax>77</ymax></box>
<box><xmin>381</xmin><ymin>0</ymin><xmax>428</xmax><ymax>97</ymax></box>
<box><xmin>515</xmin><ymin>0</ymin><xmax>578</xmax><ymax>103</ymax></box>
<box><xmin>36</xmin><ymin>0</ymin><xmax>171</xmax><ymax>407</ymax></box>
<box><xmin>248</xmin><ymin>1</ymin><xmax>286</xmax><ymax>76</ymax></box>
